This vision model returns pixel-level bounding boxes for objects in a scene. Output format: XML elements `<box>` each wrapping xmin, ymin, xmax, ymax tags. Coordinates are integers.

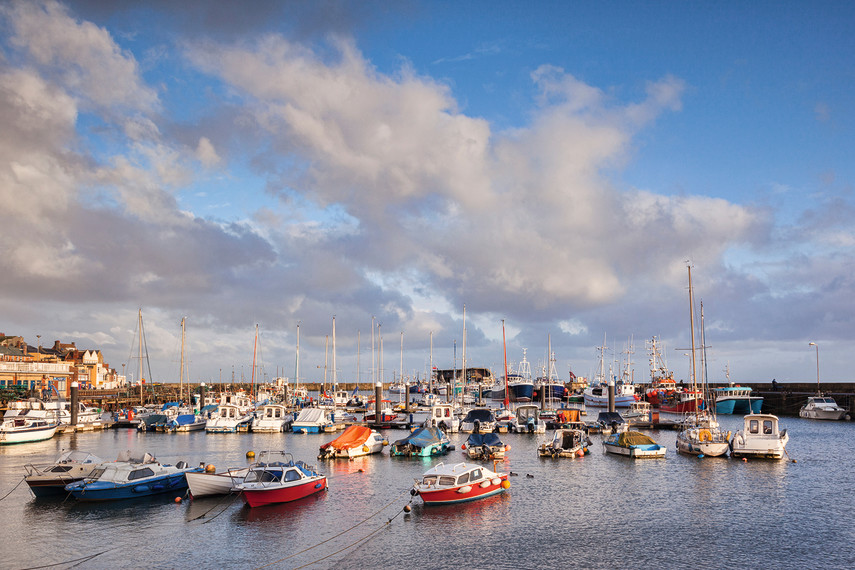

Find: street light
<box><xmin>808</xmin><ymin>342</ymin><xmax>820</xmax><ymax>395</ymax></box>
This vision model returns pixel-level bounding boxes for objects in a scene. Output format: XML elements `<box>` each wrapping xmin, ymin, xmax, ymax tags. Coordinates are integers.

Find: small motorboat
<box><xmin>459</xmin><ymin>408</ymin><xmax>497</xmax><ymax>434</ymax></box>
<box><xmin>24</xmin><ymin>450</ymin><xmax>104</xmax><ymax>497</ymax></box>
<box><xmin>233</xmin><ymin>451</ymin><xmax>326</xmax><ymax>508</ymax></box>
<box><xmin>390</xmin><ymin>426</ymin><xmax>451</xmax><ymax>457</ymax></box>
<box><xmin>509</xmin><ymin>404</ymin><xmax>546</xmax><ymax>433</ymax></box>
<box><xmin>318</xmin><ymin>425</ymin><xmax>387</xmax><ymax>459</ymax></box>
<box><xmin>186</xmin><ymin>465</ymin><xmax>250</xmax><ymax>498</ymax></box>
<box><xmin>0</xmin><ymin>417</ymin><xmax>58</xmax><ymax>445</ymax></box>
<box><xmin>205</xmin><ymin>404</ymin><xmax>253</xmax><ymax>433</ymax></box>
<box><xmin>462</xmin><ymin>432</ymin><xmax>508</xmax><ymax>460</ymax></box>
<box><xmin>426</xmin><ymin>402</ymin><xmax>460</xmax><ymax>433</ymax></box>
<box><xmin>603</xmin><ymin>430</ymin><xmax>666</xmax><ymax>459</ymax></box>
<box><xmin>799</xmin><ymin>396</ymin><xmax>849</xmax><ymax>421</ymax></box>
<box><xmin>411</xmin><ymin>462</ymin><xmax>509</xmax><ymax>505</ymax></box>
<box><xmin>537</xmin><ymin>429</ymin><xmax>591</xmax><ymax>458</ymax></box>
<box><xmin>64</xmin><ymin>451</ymin><xmax>200</xmax><ymax>501</ymax></box>
<box><xmin>730</xmin><ymin>414</ymin><xmax>789</xmax><ymax>459</ymax></box>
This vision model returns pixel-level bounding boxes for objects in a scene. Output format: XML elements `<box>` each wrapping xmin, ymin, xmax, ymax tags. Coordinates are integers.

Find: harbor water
<box><xmin>1</xmin><ymin>412</ymin><xmax>854</xmax><ymax>569</ymax></box>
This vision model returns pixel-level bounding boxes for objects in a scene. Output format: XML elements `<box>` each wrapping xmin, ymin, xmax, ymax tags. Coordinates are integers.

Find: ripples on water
<box><xmin>2</xmin><ymin>414</ymin><xmax>854</xmax><ymax>569</ymax></box>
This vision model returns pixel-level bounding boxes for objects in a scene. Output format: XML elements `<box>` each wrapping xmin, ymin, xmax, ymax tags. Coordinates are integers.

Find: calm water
<box><xmin>1</xmin><ymin>412</ymin><xmax>854</xmax><ymax>570</ymax></box>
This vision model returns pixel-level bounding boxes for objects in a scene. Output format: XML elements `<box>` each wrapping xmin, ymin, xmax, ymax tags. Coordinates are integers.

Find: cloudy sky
<box><xmin>1</xmin><ymin>1</ymin><xmax>852</xmax><ymax>386</ymax></box>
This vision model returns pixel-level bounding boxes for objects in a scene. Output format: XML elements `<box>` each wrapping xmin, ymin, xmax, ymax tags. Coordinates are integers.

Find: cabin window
<box><xmin>445</xmin><ymin>409</ymin><xmax>451</xmax><ymax>417</ymax></box>
<box><xmin>456</xmin><ymin>473</ymin><xmax>470</xmax><ymax>485</ymax></box>
<box><xmin>763</xmin><ymin>421</ymin><xmax>773</xmax><ymax>434</ymax></box>
<box><xmin>422</xmin><ymin>476</ymin><xmax>437</xmax><ymax>485</ymax></box>
<box><xmin>749</xmin><ymin>420</ymin><xmax>759</xmax><ymax>434</ymax></box>
<box><xmin>284</xmin><ymin>470</ymin><xmax>301</xmax><ymax>482</ymax></box>
<box><xmin>128</xmin><ymin>468</ymin><xmax>154</xmax><ymax>480</ymax></box>
<box><xmin>48</xmin><ymin>465</ymin><xmax>73</xmax><ymax>473</ymax></box>
<box><xmin>438</xmin><ymin>476</ymin><xmax>455</xmax><ymax>486</ymax></box>
<box><xmin>471</xmin><ymin>469</ymin><xmax>482</xmax><ymax>480</ymax></box>
<box><xmin>247</xmin><ymin>470</ymin><xmax>281</xmax><ymax>483</ymax></box>
<box><xmin>88</xmin><ymin>468</ymin><xmax>105</xmax><ymax>480</ymax></box>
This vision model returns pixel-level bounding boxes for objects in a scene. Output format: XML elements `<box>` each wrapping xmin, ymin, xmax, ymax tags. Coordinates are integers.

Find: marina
<box><xmin>1</xmin><ymin>401</ymin><xmax>854</xmax><ymax>569</ymax></box>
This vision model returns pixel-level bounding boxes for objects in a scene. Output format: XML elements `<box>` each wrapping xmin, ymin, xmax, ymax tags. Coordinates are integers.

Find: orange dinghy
<box><xmin>318</xmin><ymin>425</ymin><xmax>388</xmax><ymax>459</ymax></box>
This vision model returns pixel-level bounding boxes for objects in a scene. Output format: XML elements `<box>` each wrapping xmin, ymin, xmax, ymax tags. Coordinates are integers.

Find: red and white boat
<box><xmin>411</xmin><ymin>462</ymin><xmax>509</xmax><ymax>505</ymax></box>
<box><xmin>233</xmin><ymin>451</ymin><xmax>326</xmax><ymax>508</ymax></box>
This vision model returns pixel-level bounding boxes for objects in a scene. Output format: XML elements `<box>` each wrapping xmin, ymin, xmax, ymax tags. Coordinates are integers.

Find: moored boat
<box><xmin>291</xmin><ymin>407</ymin><xmax>334</xmax><ymax>434</ymax></box>
<box><xmin>461</xmin><ymin>432</ymin><xmax>508</xmax><ymax>460</ymax></box>
<box><xmin>233</xmin><ymin>451</ymin><xmax>326</xmax><ymax>507</ymax></box>
<box><xmin>24</xmin><ymin>450</ymin><xmax>104</xmax><ymax>496</ymax></box>
<box><xmin>799</xmin><ymin>396</ymin><xmax>849</xmax><ymax>421</ymax></box>
<box><xmin>390</xmin><ymin>426</ymin><xmax>451</xmax><ymax>457</ymax></box>
<box><xmin>714</xmin><ymin>384</ymin><xmax>763</xmax><ymax>415</ymax></box>
<box><xmin>0</xmin><ymin>417</ymin><xmax>58</xmax><ymax>445</ymax></box>
<box><xmin>603</xmin><ymin>430</ymin><xmax>666</xmax><ymax>459</ymax></box>
<box><xmin>318</xmin><ymin>425</ymin><xmax>387</xmax><ymax>459</ymax></box>
<box><xmin>186</xmin><ymin>466</ymin><xmax>250</xmax><ymax>498</ymax></box>
<box><xmin>251</xmin><ymin>403</ymin><xmax>293</xmax><ymax>432</ymax></box>
<box><xmin>205</xmin><ymin>404</ymin><xmax>253</xmax><ymax>433</ymax></box>
<box><xmin>411</xmin><ymin>462</ymin><xmax>510</xmax><ymax>505</ymax></box>
<box><xmin>64</xmin><ymin>450</ymin><xmax>200</xmax><ymax>501</ymax></box>
<box><xmin>509</xmin><ymin>404</ymin><xmax>546</xmax><ymax>433</ymax></box>
<box><xmin>459</xmin><ymin>408</ymin><xmax>497</xmax><ymax>434</ymax></box>
<box><xmin>729</xmin><ymin>414</ymin><xmax>789</xmax><ymax>459</ymax></box>
<box><xmin>537</xmin><ymin>428</ymin><xmax>591</xmax><ymax>458</ymax></box>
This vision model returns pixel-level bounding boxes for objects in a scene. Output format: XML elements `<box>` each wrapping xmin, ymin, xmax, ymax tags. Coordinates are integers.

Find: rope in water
<box><xmin>19</xmin><ymin>547</ymin><xmax>117</xmax><ymax>569</ymax></box>
<box><xmin>0</xmin><ymin>476</ymin><xmax>26</xmax><ymax>501</ymax></box>
<box><xmin>254</xmin><ymin>487</ymin><xmax>413</xmax><ymax>570</ymax></box>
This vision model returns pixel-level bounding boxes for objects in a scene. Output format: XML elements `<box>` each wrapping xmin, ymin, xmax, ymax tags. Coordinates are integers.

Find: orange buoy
<box><xmin>205</xmin><ymin>464</ymin><xmax>216</xmax><ymax>473</ymax></box>
<box><xmin>174</xmin><ymin>496</ymin><xmax>182</xmax><ymax>503</ymax></box>
<box><xmin>501</xmin><ymin>479</ymin><xmax>511</xmax><ymax>489</ymax></box>
<box><xmin>505</xmin><ymin>444</ymin><xmax>512</xmax><ymax>451</ymax></box>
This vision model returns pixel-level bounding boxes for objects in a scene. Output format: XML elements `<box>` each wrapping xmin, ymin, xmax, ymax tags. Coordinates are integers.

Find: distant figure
<box><xmin>772</xmin><ymin>378</ymin><xmax>778</xmax><ymax>391</ymax></box>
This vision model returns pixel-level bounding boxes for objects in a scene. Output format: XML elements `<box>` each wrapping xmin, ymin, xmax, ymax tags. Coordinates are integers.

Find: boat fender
<box><xmin>410</xmin><ymin>488</ymin><xmax>419</xmax><ymax>496</ymax></box>
<box><xmin>176</xmin><ymin>461</ymin><xmax>188</xmax><ymax>469</ymax></box>
<box><xmin>457</xmin><ymin>485</ymin><xmax>472</xmax><ymax>494</ymax></box>
<box><xmin>362</xmin><ymin>445</ymin><xmax>370</xmax><ymax>453</ymax></box>
<box><xmin>491</xmin><ymin>477</ymin><xmax>501</xmax><ymax>486</ymax></box>
<box><xmin>480</xmin><ymin>481</ymin><xmax>491</xmax><ymax>488</ymax></box>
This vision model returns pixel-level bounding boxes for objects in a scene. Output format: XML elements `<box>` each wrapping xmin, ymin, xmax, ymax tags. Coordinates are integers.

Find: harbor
<box><xmin>1</xmin><ymin>405</ymin><xmax>854</xmax><ymax>569</ymax></box>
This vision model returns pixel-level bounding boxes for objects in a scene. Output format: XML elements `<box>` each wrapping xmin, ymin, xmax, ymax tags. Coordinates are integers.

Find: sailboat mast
<box><xmin>180</xmin><ymin>317</ymin><xmax>186</xmax><ymax>403</ymax></box>
<box><xmin>295</xmin><ymin>322</ymin><xmax>301</xmax><ymax>394</ymax></box>
<box><xmin>400</xmin><ymin>331</ymin><xmax>404</xmax><ymax>389</ymax></box>
<box><xmin>251</xmin><ymin>324</ymin><xmax>258</xmax><ymax>402</ymax></box>
<box><xmin>429</xmin><ymin>331</ymin><xmax>433</xmax><ymax>395</ymax></box>
<box><xmin>138</xmin><ymin>308</ymin><xmax>144</xmax><ymax>406</ymax></box>
<box><xmin>688</xmin><ymin>264</ymin><xmax>697</xmax><ymax>392</ymax></box>
<box><xmin>502</xmin><ymin>320</ymin><xmax>509</xmax><ymax>409</ymax></box>
<box><xmin>332</xmin><ymin>316</ymin><xmax>337</xmax><ymax>392</ymax></box>
<box><xmin>462</xmin><ymin>304</ymin><xmax>467</xmax><ymax>392</ymax></box>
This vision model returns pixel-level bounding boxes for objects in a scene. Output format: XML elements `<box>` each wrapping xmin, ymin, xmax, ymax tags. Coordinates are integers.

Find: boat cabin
<box><xmin>744</xmin><ymin>414</ymin><xmax>780</xmax><ymax>436</ymax></box>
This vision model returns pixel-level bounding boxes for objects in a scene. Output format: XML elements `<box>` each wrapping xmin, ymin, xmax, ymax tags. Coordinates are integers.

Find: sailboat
<box><xmin>163</xmin><ymin>318</ymin><xmax>206</xmax><ymax>432</ymax></box>
<box><xmin>676</xmin><ymin>265</ymin><xmax>730</xmax><ymax>457</ymax></box>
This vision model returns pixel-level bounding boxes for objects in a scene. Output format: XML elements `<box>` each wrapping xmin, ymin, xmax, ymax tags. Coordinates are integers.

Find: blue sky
<box><xmin>1</xmin><ymin>1</ymin><xmax>853</xmax><ymax>386</ymax></box>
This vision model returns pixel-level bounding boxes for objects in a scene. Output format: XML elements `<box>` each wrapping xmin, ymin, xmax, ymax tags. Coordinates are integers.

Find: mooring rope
<box><xmin>254</xmin><ymin>487</ymin><xmax>413</xmax><ymax>570</ymax></box>
<box><xmin>0</xmin><ymin>476</ymin><xmax>26</xmax><ymax>501</ymax></box>
<box><xmin>19</xmin><ymin>547</ymin><xmax>117</xmax><ymax>569</ymax></box>
<box><xmin>199</xmin><ymin>491</ymin><xmax>245</xmax><ymax>524</ymax></box>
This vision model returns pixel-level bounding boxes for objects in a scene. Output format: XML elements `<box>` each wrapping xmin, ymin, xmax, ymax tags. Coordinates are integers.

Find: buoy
<box><xmin>403</xmin><ymin>504</ymin><xmax>411</xmax><ymax>513</ymax></box>
<box><xmin>205</xmin><ymin>464</ymin><xmax>216</xmax><ymax>473</ymax></box>
<box><xmin>246</xmin><ymin>451</ymin><xmax>255</xmax><ymax>459</ymax></box>
<box><xmin>791</xmin><ymin>459</ymin><xmax>797</xmax><ymax>463</ymax></box>
<box><xmin>461</xmin><ymin>443</ymin><xmax>466</xmax><ymax>450</ymax></box>
<box><xmin>174</xmin><ymin>496</ymin><xmax>182</xmax><ymax>503</ymax></box>
<box><xmin>742</xmin><ymin>457</ymin><xmax>747</xmax><ymax>462</ymax></box>
<box><xmin>505</xmin><ymin>444</ymin><xmax>512</xmax><ymax>451</ymax></box>
<box><xmin>358</xmin><ymin>468</ymin><xmax>364</xmax><ymax>472</ymax></box>
<box><xmin>576</xmin><ymin>449</ymin><xmax>585</xmax><ymax>458</ymax></box>
<box><xmin>362</xmin><ymin>445</ymin><xmax>370</xmax><ymax>453</ymax></box>
<box><xmin>501</xmin><ymin>480</ymin><xmax>511</xmax><ymax>489</ymax></box>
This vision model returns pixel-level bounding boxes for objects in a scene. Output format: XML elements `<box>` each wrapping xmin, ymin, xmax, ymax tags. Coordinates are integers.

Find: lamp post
<box><xmin>808</xmin><ymin>342</ymin><xmax>820</xmax><ymax>395</ymax></box>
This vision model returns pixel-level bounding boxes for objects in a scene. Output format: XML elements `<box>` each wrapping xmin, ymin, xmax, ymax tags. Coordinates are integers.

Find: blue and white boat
<box><xmin>602</xmin><ymin>430</ymin><xmax>666</xmax><ymax>458</ymax></box>
<box><xmin>714</xmin><ymin>385</ymin><xmax>763</xmax><ymax>415</ymax></box>
<box><xmin>507</xmin><ymin>349</ymin><xmax>535</xmax><ymax>402</ymax></box>
<box><xmin>291</xmin><ymin>407</ymin><xmax>334</xmax><ymax>434</ymax></box>
<box><xmin>64</xmin><ymin>451</ymin><xmax>200</xmax><ymax>501</ymax></box>
<box><xmin>390</xmin><ymin>426</ymin><xmax>451</xmax><ymax>457</ymax></box>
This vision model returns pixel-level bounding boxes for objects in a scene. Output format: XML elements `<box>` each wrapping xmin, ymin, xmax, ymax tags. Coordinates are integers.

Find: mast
<box><xmin>502</xmin><ymin>320</ymin><xmax>510</xmax><ymax>409</ymax></box>
<box><xmin>332</xmin><ymin>316</ymin><xmax>337</xmax><ymax>393</ymax></box>
<box><xmin>179</xmin><ymin>317</ymin><xmax>186</xmax><ymax>403</ymax></box>
<box><xmin>688</xmin><ymin>264</ymin><xmax>697</xmax><ymax>393</ymax></box>
<box><xmin>138</xmin><ymin>309</ymin><xmax>144</xmax><ymax>406</ymax></box>
<box><xmin>462</xmin><ymin>304</ymin><xmax>467</xmax><ymax>393</ymax></box>
<box><xmin>429</xmin><ymin>331</ymin><xmax>433</xmax><ymax>396</ymax></box>
<box><xmin>251</xmin><ymin>324</ymin><xmax>258</xmax><ymax>402</ymax></box>
<box><xmin>295</xmin><ymin>322</ymin><xmax>301</xmax><ymax>395</ymax></box>
<box><xmin>371</xmin><ymin>316</ymin><xmax>375</xmax><ymax>385</ymax></box>
<box><xmin>399</xmin><ymin>331</ymin><xmax>404</xmax><ymax>389</ymax></box>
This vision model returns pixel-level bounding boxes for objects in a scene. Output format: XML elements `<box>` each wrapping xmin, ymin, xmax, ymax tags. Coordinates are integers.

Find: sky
<box><xmin>1</xmin><ymin>1</ymin><xmax>853</xmax><ymax>386</ymax></box>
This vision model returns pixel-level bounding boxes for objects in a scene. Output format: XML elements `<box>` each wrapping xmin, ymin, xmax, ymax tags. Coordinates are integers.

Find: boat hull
<box><xmin>66</xmin><ymin>471</ymin><xmax>195</xmax><ymax>501</ymax></box>
<box><xmin>715</xmin><ymin>397</ymin><xmax>763</xmax><ymax>415</ymax></box>
<box><xmin>0</xmin><ymin>423</ymin><xmax>58</xmax><ymax>445</ymax></box>
<box><xmin>417</xmin><ymin>475</ymin><xmax>509</xmax><ymax>505</ymax></box>
<box><xmin>603</xmin><ymin>442</ymin><xmax>666</xmax><ymax>458</ymax></box>
<box><xmin>186</xmin><ymin>468</ymin><xmax>249</xmax><ymax>497</ymax></box>
<box><xmin>241</xmin><ymin>477</ymin><xmax>327</xmax><ymax>507</ymax></box>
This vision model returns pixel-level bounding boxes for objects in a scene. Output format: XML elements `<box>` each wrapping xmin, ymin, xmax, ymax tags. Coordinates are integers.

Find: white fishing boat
<box><xmin>291</xmin><ymin>407</ymin><xmax>334</xmax><ymax>434</ymax></box>
<box><xmin>799</xmin><ymin>396</ymin><xmax>849</xmax><ymax>421</ymax></box>
<box><xmin>426</xmin><ymin>402</ymin><xmax>460</xmax><ymax>433</ymax></box>
<box><xmin>730</xmin><ymin>414</ymin><xmax>789</xmax><ymax>459</ymax></box>
<box><xmin>205</xmin><ymin>404</ymin><xmax>253</xmax><ymax>433</ymax></box>
<box><xmin>459</xmin><ymin>408</ymin><xmax>497</xmax><ymax>434</ymax></box>
<box><xmin>251</xmin><ymin>404</ymin><xmax>293</xmax><ymax>432</ymax></box>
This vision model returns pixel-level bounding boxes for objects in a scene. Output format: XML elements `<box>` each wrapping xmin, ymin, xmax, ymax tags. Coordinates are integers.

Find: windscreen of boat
<box><xmin>463</xmin><ymin>409</ymin><xmax>495</xmax><ymax>422</ymax></box>
<box><xmin>87</xmin><ymin>468</ymin><xmax>106</xmax><ymax>480</ymax></box>
<box><xmin>456</xmin><ymin>472</ymin><xmax>470</xmax><ymax>485</ymax></box>
<box><xmin>438</xmin><ymin>475</ymin><xmax>456</xmax><ymax>486</ymax></box>
<box><xmin>47</xmin><ymin>465</ymin><xmax>73</xmax><ymax>473</ymax></box>
<box><xmin>422</xmin><ymin>475</ymin><xmax>438</xmax><ymax>485</ymax></box>
<box><xmin>245</xmin><ymin>469</ymin><xmax>282</xmax><ymax>483</ymax></box>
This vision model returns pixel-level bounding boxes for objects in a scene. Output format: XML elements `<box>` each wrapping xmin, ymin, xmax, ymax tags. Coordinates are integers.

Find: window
<box><xmin>284</xmin><ymin>470</ymin><xmax>301</xmax><ymax>482</ymax></box>
<box><xmin>438</xmin><ymin>476</ymin><xmax>455</xmax><ymax>486</ymax></box>
<box><xmin>471</xmin><ymin>469</ymin><xmax>482</xmax><ymax>481</ymax></box>
<box><xmin>749</xmin><ymin>420</ymin><xmax>759</xmax><ymax>434</ymax></box>
<box><xmin>128</xmin><ymin>468</ymin><xmax>154</xmax><ymax>481</ymax></box>
<box><xmin>422</xmin><ymin>476</ymin><xmax>437</xmax><ymax>485</ymax></box>
<box><xmin>763</xmin><ymin>421</ymin><xmax>773</xmax><ymax>435</ymax></box>
<box><xmin>456</xmin><ymin>472</ymin><xmax>470</xmax><ymax>485</ymax></box>
<box><xmin>49</xmin><ymin>465</ymin><xmax>73</xmax><ymax>473</ymax></box>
